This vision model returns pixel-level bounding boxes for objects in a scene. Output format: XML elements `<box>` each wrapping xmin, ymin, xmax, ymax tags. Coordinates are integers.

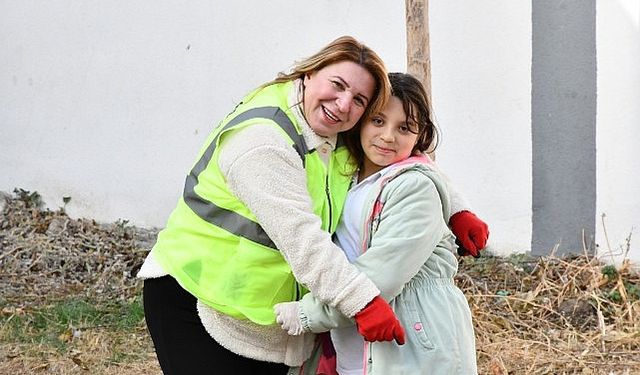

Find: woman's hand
<box><xmin>354</xmin><ymin>296</ymin><xmax>405</xmax><ymax>345</ymax></box>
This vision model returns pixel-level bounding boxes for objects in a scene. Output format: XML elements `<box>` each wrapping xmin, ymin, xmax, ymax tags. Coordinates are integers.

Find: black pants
<box><xmin>143</xmin><ymin>276</ymin><xmax>289</xmax><ymax>375</ymax></box>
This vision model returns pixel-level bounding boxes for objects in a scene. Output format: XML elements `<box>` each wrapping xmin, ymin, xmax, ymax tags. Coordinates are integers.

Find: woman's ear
<box><xmin>303</xmin><ymin>71</ymin><xmax>315</xmax><ymax>85</ymax></box>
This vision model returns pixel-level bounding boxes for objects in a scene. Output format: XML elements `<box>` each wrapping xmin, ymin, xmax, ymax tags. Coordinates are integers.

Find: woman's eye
<box><xmin>354</xmin><ymin>97</ymin><xmax>365</xmax><ymax>107</ymax></box>
<box><xmin>331</xmin><ymin>80</ymin><xmax>345</xmax><ymax>90</ymax></box>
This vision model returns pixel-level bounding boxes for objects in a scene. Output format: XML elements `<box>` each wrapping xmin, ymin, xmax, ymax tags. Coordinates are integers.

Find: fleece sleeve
<box><xmin>217</xmin><ymin>124</ymin><xmax>379</xmax><ymax>317</ymax></box>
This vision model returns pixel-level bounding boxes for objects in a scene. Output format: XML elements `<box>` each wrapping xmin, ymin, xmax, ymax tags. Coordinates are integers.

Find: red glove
<box><xmin>449</xmin><ymin>210</ymin><xmax>489</xmax><ymax>257</ymax></box>
<box><xmin>354</xmin><ymin>296</ymin><xmax>405</xmax><ymax>345</ymax></box>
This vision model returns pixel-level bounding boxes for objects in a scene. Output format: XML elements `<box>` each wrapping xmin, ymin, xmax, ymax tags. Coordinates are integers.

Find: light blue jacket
<box><xmin>289</xmin><ymin>157</ymin><xmax>477</xmax><ymax>375</ymax></box>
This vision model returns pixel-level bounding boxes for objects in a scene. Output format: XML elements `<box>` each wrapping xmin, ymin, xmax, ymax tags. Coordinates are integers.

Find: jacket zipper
<box><xmin>363</xmin><ymin>341</ymin><xmax>372</xmax><ymax>374</ymax></box>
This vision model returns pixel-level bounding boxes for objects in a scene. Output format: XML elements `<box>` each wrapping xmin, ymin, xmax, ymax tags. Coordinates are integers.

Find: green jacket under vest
<box><xmin>153</xmin><ymin>81</ymin><xmax>354</xmax><ymax>325</ymax></box>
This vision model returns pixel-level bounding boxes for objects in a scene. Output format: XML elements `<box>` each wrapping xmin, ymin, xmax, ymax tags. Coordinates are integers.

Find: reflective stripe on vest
<box><xmin>182</xmin><ymin>106</ymin><xmax>309</xmax><ymax>250</ymax></box>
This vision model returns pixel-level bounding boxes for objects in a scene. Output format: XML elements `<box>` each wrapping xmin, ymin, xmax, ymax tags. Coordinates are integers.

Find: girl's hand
<box><xmin>274</xmin><ymin>302</ymin><xmax>305</xmax><ymax>335</ymax></box>
<box><xmin>449</xmin><ymin>210</ymin><xmax>489</xmax><ymax>257</ymax></box>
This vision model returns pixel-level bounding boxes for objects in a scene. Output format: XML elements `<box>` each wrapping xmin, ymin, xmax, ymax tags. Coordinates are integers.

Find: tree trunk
<box><xmin>406</xmin><ymin>0</ymin><xmax>435</xmax><ymax>159</ymax></box>
<box><xmin>405</xmin><ymin>0</ymin><xmax>431</xmax><ymax>96</ymax></box>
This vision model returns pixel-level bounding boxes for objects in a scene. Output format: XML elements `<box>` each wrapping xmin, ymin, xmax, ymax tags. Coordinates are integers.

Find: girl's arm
<box><xmin>298</xmin><ymin>170</ymin><xmax>448</xmax><ymax>332</ymax></box>
<box><xmin>424</xmin><ymin>155</ymin><xmax>489</xmax><ymax>256</ymax></box>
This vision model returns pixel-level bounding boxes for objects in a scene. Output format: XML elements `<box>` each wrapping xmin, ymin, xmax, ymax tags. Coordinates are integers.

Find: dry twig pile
<box><xmin>0</xmin><ymin>190</ymin><xmax>154</xmax><ymax>307</ymax></box>
<box><xmin>1</xmin><ymin>190</ymin><xmax>639</xmax><ymax>374</ymax></box>
<box><xmin>457</xmin><ymin>248</ymin><xmax>640</xmax><ymax>374</ymax></box>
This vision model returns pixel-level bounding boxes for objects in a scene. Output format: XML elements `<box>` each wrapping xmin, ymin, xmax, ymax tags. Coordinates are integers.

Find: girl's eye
<box><xmin>402</xmin><ymin>120</ymin><xmax>419</xmax><ymax>134</ymax></box>
<box><xmin>371</xmin><ymin>117</ymin><xmax>384</xmax><ymax>126</ymax></box>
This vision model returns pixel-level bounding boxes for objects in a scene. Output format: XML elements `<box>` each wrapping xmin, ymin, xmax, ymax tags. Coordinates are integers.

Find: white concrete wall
<box><xmin>429</xmin><ymin>1</ymin><xmax>532</xmax><ymax>256</ymax></box>
<box><xmin>596</xmin><ymin>0</ymin><xmax>640</xmax><ymax>264</ymax></box>
<box><xmin>0</xmin><ymin>1</ymin><xmax>406</xmax><ymax>227</ymax></box>
<box><xmin>2</xmin><ymin>1</ymin><xmax>639</xmax><ymax>264</ymax></box>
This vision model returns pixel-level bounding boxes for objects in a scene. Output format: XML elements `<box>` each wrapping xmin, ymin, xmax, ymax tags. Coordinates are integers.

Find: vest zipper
<box><xmin>325</xmin><ymin>174</ymin><xmax>332</xmax><ymax>230</ymax></box>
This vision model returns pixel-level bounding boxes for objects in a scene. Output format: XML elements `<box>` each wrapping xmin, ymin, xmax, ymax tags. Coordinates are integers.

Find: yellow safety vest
<box><xmin>153</xmin><ymin>81</ymin><xmax>353</xmax><ymax>325</ymax></box>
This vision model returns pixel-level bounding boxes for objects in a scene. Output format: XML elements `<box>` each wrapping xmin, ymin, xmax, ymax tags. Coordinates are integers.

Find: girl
<box><xmin>276</xmin><ymin>72</ymin><xmax>477</xmax><ymax>374</ymax></box>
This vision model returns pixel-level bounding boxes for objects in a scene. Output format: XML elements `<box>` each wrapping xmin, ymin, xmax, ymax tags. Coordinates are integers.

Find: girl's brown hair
<box><xmin>343</xmin><ymin>72</ymin><xmax>440</xmax><ymax>169</ymax></box>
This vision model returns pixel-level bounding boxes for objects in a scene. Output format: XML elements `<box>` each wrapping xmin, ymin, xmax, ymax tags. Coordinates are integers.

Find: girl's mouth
<box><xmin>374</xmin><ymin>145</ymin><xmax>394</xmax><ymax>154</ymax></box>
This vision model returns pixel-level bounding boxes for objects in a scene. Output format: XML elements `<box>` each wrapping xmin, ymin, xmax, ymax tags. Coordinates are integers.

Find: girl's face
<box><xmin>303</xmin><ymin>61</ymin><xmax>375</xmax><ymax>137</ymax></box>
<box><xmin>360</xmin><ymin>96</ymin><xmax>419</xmax><ymax>178</ymax></box>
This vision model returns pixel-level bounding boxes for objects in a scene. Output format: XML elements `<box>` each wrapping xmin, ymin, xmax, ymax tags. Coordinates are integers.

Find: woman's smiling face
<box><xmin>303</xmin><ymin>61</ymin><xmax>375</xmax><ymax>138</ymax></box>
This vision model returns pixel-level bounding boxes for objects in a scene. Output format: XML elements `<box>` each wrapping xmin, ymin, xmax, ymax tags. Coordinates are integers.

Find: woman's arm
<box><xmin>218</xmin><ymin>124</ymin><xmax>379</xmax><ymax>317</ymax></box>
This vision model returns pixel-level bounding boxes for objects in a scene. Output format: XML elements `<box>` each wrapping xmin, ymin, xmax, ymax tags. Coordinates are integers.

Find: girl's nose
<box><xmin>380</xmin><ymin>126</ymin><xmax>395</xmax><ymax>142</ymax></box>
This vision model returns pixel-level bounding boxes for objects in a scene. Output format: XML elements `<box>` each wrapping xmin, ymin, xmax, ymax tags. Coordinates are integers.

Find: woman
<box><xmin>138</xmin><ymin>37</ymin><xmax>487</xmax><ymax>374</ymax></box>
<box><xmin>277</xmin><ymin>73</ymin><xmax>477</xmax><ymax>374</ymax></box>
<box><xmin>139</xmin><ymin>36</ymin><xmax>402</xmax><ymax>374</ymax></box>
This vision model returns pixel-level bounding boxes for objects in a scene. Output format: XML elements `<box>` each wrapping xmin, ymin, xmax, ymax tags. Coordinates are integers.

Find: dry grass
<box><xmin>1</xmin><ymin>190</ymin><xmax>639</xmax><ymax>374</ymax></box>
<box><xmin>457</xmin><ymin>250</ymin><xmax>639</xmax><ymax>374</ymax></box>
<box><xmin>0</xmin><ymin>190</ymin><xmax>160</xmax><ymax>374</ymax></box>
<box><xmin>0</xmin><ymin>329</ymin><xmax>160</xmax><ymax>375</ymax></box>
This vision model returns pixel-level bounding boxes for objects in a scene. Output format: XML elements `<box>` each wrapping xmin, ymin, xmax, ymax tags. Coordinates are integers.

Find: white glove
<box><xmin>274</xmin><ymin>301</ymin><xmax>305</xmax><ymax>335</ymax></box>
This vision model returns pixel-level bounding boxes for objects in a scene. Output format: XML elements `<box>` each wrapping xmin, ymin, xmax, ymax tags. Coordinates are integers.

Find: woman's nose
<box><xmin>336</xmin><ymin>92</ymin><xmax>353</xmax><ymax>112</ymax></box>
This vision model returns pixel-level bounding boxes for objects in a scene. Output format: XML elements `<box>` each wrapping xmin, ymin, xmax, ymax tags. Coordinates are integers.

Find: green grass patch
<box><xmin>0</xmin><ymin>295</ymin><xmax>145</xmax><ymax>351</ymax></box>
